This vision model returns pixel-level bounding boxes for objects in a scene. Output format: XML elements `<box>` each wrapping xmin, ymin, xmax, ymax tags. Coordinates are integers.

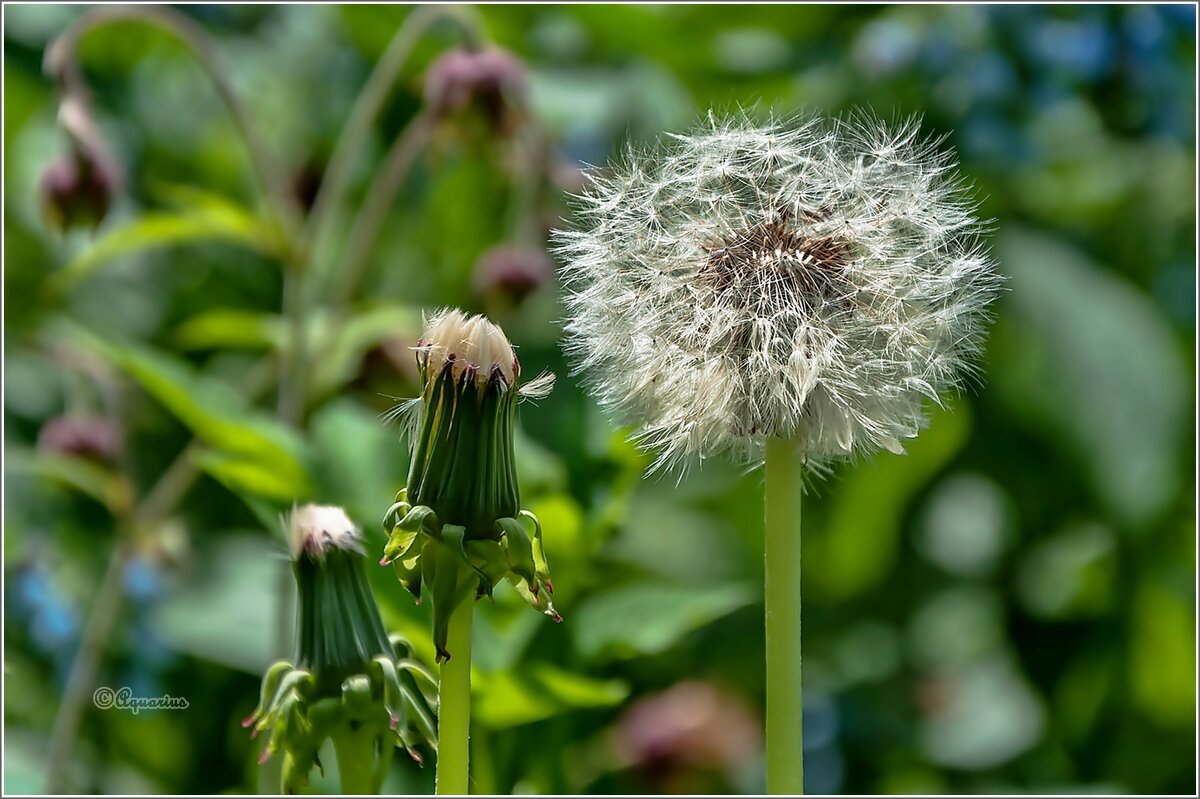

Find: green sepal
<box><xmin>495</xmin><ymin>516</ymin><xmax>537</xmax><ymax>587</ymax></box>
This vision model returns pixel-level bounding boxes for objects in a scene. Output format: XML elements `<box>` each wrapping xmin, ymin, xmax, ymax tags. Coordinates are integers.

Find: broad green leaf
<box><xmin>173</xmin><ymin>309</ymin><xmax>283</xmax><ymax>351</ymax></box>
<box><xmin>190</xmin><ymin>448</ymin><xmax>305</xmax><ymax>503</ymax></box>
<box><xmin>64</xmin><ymin>327</ymin><xmax>312</xmax><ymax>500</ymax></box>
<box><xmin>308</xmin><ymin>304</ymin><xmax>423</xmax><ymax>398</ymax></box>
<box><xmin>309</xmin><ymin>398</ymin><xmax>405</xmax><ymax>524</ymax></box>
<box><xmin>3</xmin><ymin>447</ymin><xmax>130</xmax><ymax>514</ymax></box>
<box><xmin>48</xmin><ymin>192</ymin><xmax>280</xmax><ymax>292</ymax></box>
<box><xmin>806</xmin><ymin>404</ymin><xmax>970</xmax><ymax>602</ymax></box>
<box><xmin>991</xmin><ymin>228</ymin><xmax>1189</xmax><ymax>528</ymax></box>
<box><xmin>473</xmin><ymin>662</ymin><xmax>629</xmax><ymax>729</ymax></box>
<box><xmin>571</xmin><ymin>581</ymin><xmax>755</xmax><ymax>661</ymax></box>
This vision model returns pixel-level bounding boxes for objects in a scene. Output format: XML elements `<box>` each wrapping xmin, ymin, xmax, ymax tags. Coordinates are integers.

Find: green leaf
<box><xmin>3</xmin><ymin>447</ymin><xmax>129</xmax><ymax>514</ymax></box>
<box><xmin>473</xmin><ymin>662</ymin><xmax>629</xmax><ymax>729</ymax></box>
<box><xmin>309</xmin><ymin>304</ymin><xmax>423</xmax><ymax>398</ymax></box>
<box><xmin>48</xmin><ymin>190</ymin><xmax>280</xmax><ymax>292</ymax></box>
<box><xmin>190</xmin><ymin>448</ymin><xmax>303</xmax><ymax>503</ymax></box>
<box><xmin>571</xmin><ymin>581</ymin><xmax>755</xmax><ymax>661</ymax></box>
<box><xmin>65</xmin><ymin>327</ymin><xmax>312</xmax><ymax>501</ymax></box>
<box><xmin>991</xmin><ymin>228</ymin><xmax>1189</xmax><ymax>527</ymax></box>
<box><xmin>173</xmin><ymin>309</ymin><xmax>284</xmax><ymax>351</ymax></box>
<box><xmin>806</xmin><ymin>403</ymin><xmax>970</xmax><ymax>602</ymax></box>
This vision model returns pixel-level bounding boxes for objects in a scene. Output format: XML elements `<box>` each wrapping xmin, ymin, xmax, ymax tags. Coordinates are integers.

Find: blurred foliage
<box><xmin>3</xmin><ymin>3</ymin><xmax>1196</xmax><ymax>795</ymax></box>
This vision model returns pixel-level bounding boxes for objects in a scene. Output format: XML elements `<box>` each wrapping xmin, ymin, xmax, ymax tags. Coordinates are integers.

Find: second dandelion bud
<box><xmin>382</xmin><ymin>309</ymin><xmax>558</xmax><ymax>661</ymax></box>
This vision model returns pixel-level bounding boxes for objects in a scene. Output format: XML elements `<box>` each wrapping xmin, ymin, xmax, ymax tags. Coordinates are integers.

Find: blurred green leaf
<box><xmin>151</xmin><ymin>534</ymin><xmax>283</xmax><ymax>674</ymax></box>
<box><xmin>48</xmin><ymin>190</ymin><xmax>280</xmax><ymax>293</ymax></box>
<box><xmin>1130</xmin><ymin>581</ymin><xmax>1196</xmax><ymax>728</ymax></box>
<box><xmin>473</xmin><ymin>662</ymin><xmax>629</xmax><ymax>729</ymax></box>
<box><xmin>806</xmin><ymin>403</ymin><xmax>970</xmax><ymax>601</ymax></box>
<box><xmin>309</xmin><ymin>303</ymin><xmax>422</xmax><ymax>398</ymax></box>
<box><xmin>3</xmin><ymin>447</ymin><xmax>130</xmax><ymax>514</ymax></box>
<box><xmin>65</xmin><ymin>327</ymin><xmax>312</xmax><ymax>500</ymax></box>
<box><xmin>173</xmin><ymin>309</ymin><xmax>283</xmax><ymax>351</ymax></box>
<box><xmin>571</xmin><ymin>581</ymin><xmax>755</xmax><ymax>661</ymax></box>
<box><xmin>992</xmin><ymin>228</ymin><xmax>1190</xmax><ymax>528</ymax></box>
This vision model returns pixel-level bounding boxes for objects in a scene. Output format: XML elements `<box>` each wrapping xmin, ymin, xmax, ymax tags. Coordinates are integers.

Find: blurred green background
<box><xmin>3</xmin><ymin>3</ymin><xmax>1196</xmax><ymax>795</ymax></box>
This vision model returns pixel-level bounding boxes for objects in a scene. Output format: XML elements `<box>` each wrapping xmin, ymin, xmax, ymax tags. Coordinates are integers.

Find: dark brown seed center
<box><xmin>701</xmin><ymin>210</ymin><xmax>850</xmax><ymax>307</ymax></box>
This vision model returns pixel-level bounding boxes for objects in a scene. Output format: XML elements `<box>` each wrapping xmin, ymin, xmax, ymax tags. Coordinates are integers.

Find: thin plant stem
<box><xmin>764</xmin><ymin>436</ymin><xmax>804</xmax><ymax>795</ymax></box>
<box><xmin>43</xmin><ymin>540</ymin><xmax>130</xmax><ymax>794</ymax></box>
<box><xmin>436</xmin><ymin>601</ymin><xmax>473</xmax><ymax>795</ymax></box>
<box><xmin>329</xmin><ymin>113</ymin><xmax>433</xmax><ymax>313</ymax></box>
<box><xmin>303</xmin><ymin>4</ymin><xmax>482</xmax><ymax>262</ymax></box>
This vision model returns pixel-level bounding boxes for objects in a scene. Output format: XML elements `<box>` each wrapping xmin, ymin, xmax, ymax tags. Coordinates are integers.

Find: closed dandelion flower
<box><xmin>554</xmin><ymin>111</ymin><xmax>1001</xmax><ymax>474</ymax></box>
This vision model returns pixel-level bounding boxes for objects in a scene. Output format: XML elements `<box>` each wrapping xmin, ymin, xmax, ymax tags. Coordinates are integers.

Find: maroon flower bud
<box><xmin>37</xmin><ymin>414</ymin><xmax>122</xmax><ymax>463</ymax></box>
<box><xmin>38</xmin><ymin>147</ymin><xmax>115</xmax><ymax>233</ymax></box>
<box><xmin>423</xmin><ymin>47</ymin><xmax>527</xmax><ymax>135</ymax></box>
<box><xmin>615</xmin><ymin>681</ymin><xmax>761</xmax><ymax>790</ymax></box>
<box><xmin>472</xmin><ymin>244</ymin><xmax>553</xmax><ymax>306</ymax></box>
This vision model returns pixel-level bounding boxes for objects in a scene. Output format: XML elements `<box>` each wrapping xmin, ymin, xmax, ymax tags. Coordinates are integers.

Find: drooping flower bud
<box><xmin>38</xmin><ymin>148</ymin><xmax>115</xmax><ymax>233</ymax></box>
<box><xmin>40</xmin><ymin>93</ymin><xmax>119</xmax><ymax>233</ymax></box>
<box><xmin>244</xmin><ymin>504</ymin><xmax>438</xmax><ymax>793</ymax></box>
<box><xmin>37</xmin><ymin>414</ymin><xmax>122</xmax><ymax>463</ymax></box>
<box><xmin>472</xmin><ymin>244</ymin><xmax>553</xmax><ymax>308</ymax></box>
<box><xmin>382</xmin><ymin>309</ymin><xmax>558</xmax><ymax>662</ymax></box>
<box><xmin>423</xmin><ymin>47</ymin><xmax>527</xmax><ymax>136</ymax></box>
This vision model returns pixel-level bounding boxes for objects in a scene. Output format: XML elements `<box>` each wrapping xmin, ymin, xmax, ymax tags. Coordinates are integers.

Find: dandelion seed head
<box><xmin>554</xmin><ymin>111</ymin><xmax>1002</xmax><ymax>473</ymax></box>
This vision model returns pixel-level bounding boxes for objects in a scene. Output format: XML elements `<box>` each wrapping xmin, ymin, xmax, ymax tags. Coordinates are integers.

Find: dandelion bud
<box><xmin>423</xmin><ymin>47</ymin><xmax>527</xmax><ymax>135</ymax></box>
<box><xmin>555</xmin><ymin>112</ymin><xmax>1002</xmax><ymax>472</ymax></box>
<box><xmin>38</xmin><ymin>148</ymin><xmax>115</xmax><ymax>233</ymax></box>
<box><xmin>245</xmin><ymin>504</ymin><xmax>438</xmax><ymax>792</ymax></box>
<box><xmin>472</xmin><ymin>244</ymin><xmax>553</xmax><ymax>307</ymax></box>
<box><xmin>382</xmin><ymin>309</ymin><xmax>558</xmax><ymax>661</ymax></box>
<box><xmin>37</xmin><ymin>414</ymin><xmax>122</xmax><ymax>463</ymax></box>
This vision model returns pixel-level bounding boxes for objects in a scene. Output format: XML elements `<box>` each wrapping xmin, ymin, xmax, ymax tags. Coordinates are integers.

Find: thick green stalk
<box><xmin>436</xmin><ymin>601</ymin><xmax>473</xmax><ymax>795</ymax></box>
<box><xmin>331</xmin><ymin>723</ymin><xmax>379</xmax><ymax>794</ymax></box>
<box><xmin>764</xmin><ymin>436</ymin><xmax>803</xmax><ymax>795</ymax></box>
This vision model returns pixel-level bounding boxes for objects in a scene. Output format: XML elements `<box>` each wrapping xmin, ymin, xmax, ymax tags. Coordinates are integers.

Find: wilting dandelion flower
<box><xmin>555</xmin><ymin>111</ymin><xmax>1001</xmax><ymax>473</ymax></box>
<box><xmin>244</xmin><ymin>504</ymin><xmax>437</xmax><ymax>794</ymax></box>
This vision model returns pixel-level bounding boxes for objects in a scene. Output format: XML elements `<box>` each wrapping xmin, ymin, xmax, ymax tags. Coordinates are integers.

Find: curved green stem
<box><xmin>436</xmin><ymin>601</ymin><xmax>473</xmax><ymax>795</ymax></box>
<box><xmin>764</xmin><ymin>436</ymin><xmax>803</xmax><ymax>794</ymax></box>
<box><xmin>46</xmin><ymin>5</ymin><xmax>302</xmax><ymax>249</ymax></box>
<box><xmin>303</xmin><ymin>4</ymin><xmax>483</xmax><ymax>265</ymax></box>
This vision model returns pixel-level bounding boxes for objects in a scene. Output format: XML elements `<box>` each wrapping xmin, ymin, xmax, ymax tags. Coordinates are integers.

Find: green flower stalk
<box><xmin>381</xmin><ymin>308</ymin><xmax>558</xmax><ymax>793</ymax></box>
<box><xmin>244</xmin><ymin>504</ymin><xmax>438</xmax><ymax>794</ymax></box>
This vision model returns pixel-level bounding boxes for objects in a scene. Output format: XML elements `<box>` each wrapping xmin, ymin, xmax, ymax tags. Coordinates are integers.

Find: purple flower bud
<box><xmin>423</xmin><ymin>47</ymin><xmax>528</xmax><ymax>134</ymax></box>
<box><xmin>37</xmin><ymin>414</ymin><xmax>122</xmax><ymax>462</ymax></box>
<box><xmin>615</xmin><ymin>681</ymin><xmax>761</xmax><ymax>786</ymax></box>
<box><xmin>38</xmin><ymin>148</ymin><xmax>115</xmax><ymax>233</ymax></box>
<box><xmin>472</xmin><ymin>244</ymin><xmax>553</xmax><ymax>306</ymax></box>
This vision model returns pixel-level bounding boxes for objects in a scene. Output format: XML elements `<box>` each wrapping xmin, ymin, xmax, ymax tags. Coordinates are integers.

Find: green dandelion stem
<box><xmin>436</xmin><ymin>600</ymin><xmax>473</xmax><ymax>795</ymax></box>
<box><xmin>765</xmin><ymin>435</ymin><xmax>803</xmax><ymax>795</ymax></box>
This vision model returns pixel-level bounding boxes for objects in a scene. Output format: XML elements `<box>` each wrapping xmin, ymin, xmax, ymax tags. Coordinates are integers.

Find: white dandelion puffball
<box><xmin>554</xmin><ymin>112</ymin><xmax>1002</xmax><ymax>472</ymax></box>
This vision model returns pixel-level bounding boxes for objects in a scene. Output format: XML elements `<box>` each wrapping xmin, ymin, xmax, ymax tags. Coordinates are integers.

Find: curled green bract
<box><xmin>382</xmin><ymin>489</ymin><xmax>559</xmax><ymax>662</ymax></box>
<box><xmin>245</xmin><ymin>507</ymin><xmax>438</xmax><ymax>793</ymax></box>
<box><xmin>242</xmin><ymin>636</ymin><xmax>438</xmax><ymax>794</ymax></box>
